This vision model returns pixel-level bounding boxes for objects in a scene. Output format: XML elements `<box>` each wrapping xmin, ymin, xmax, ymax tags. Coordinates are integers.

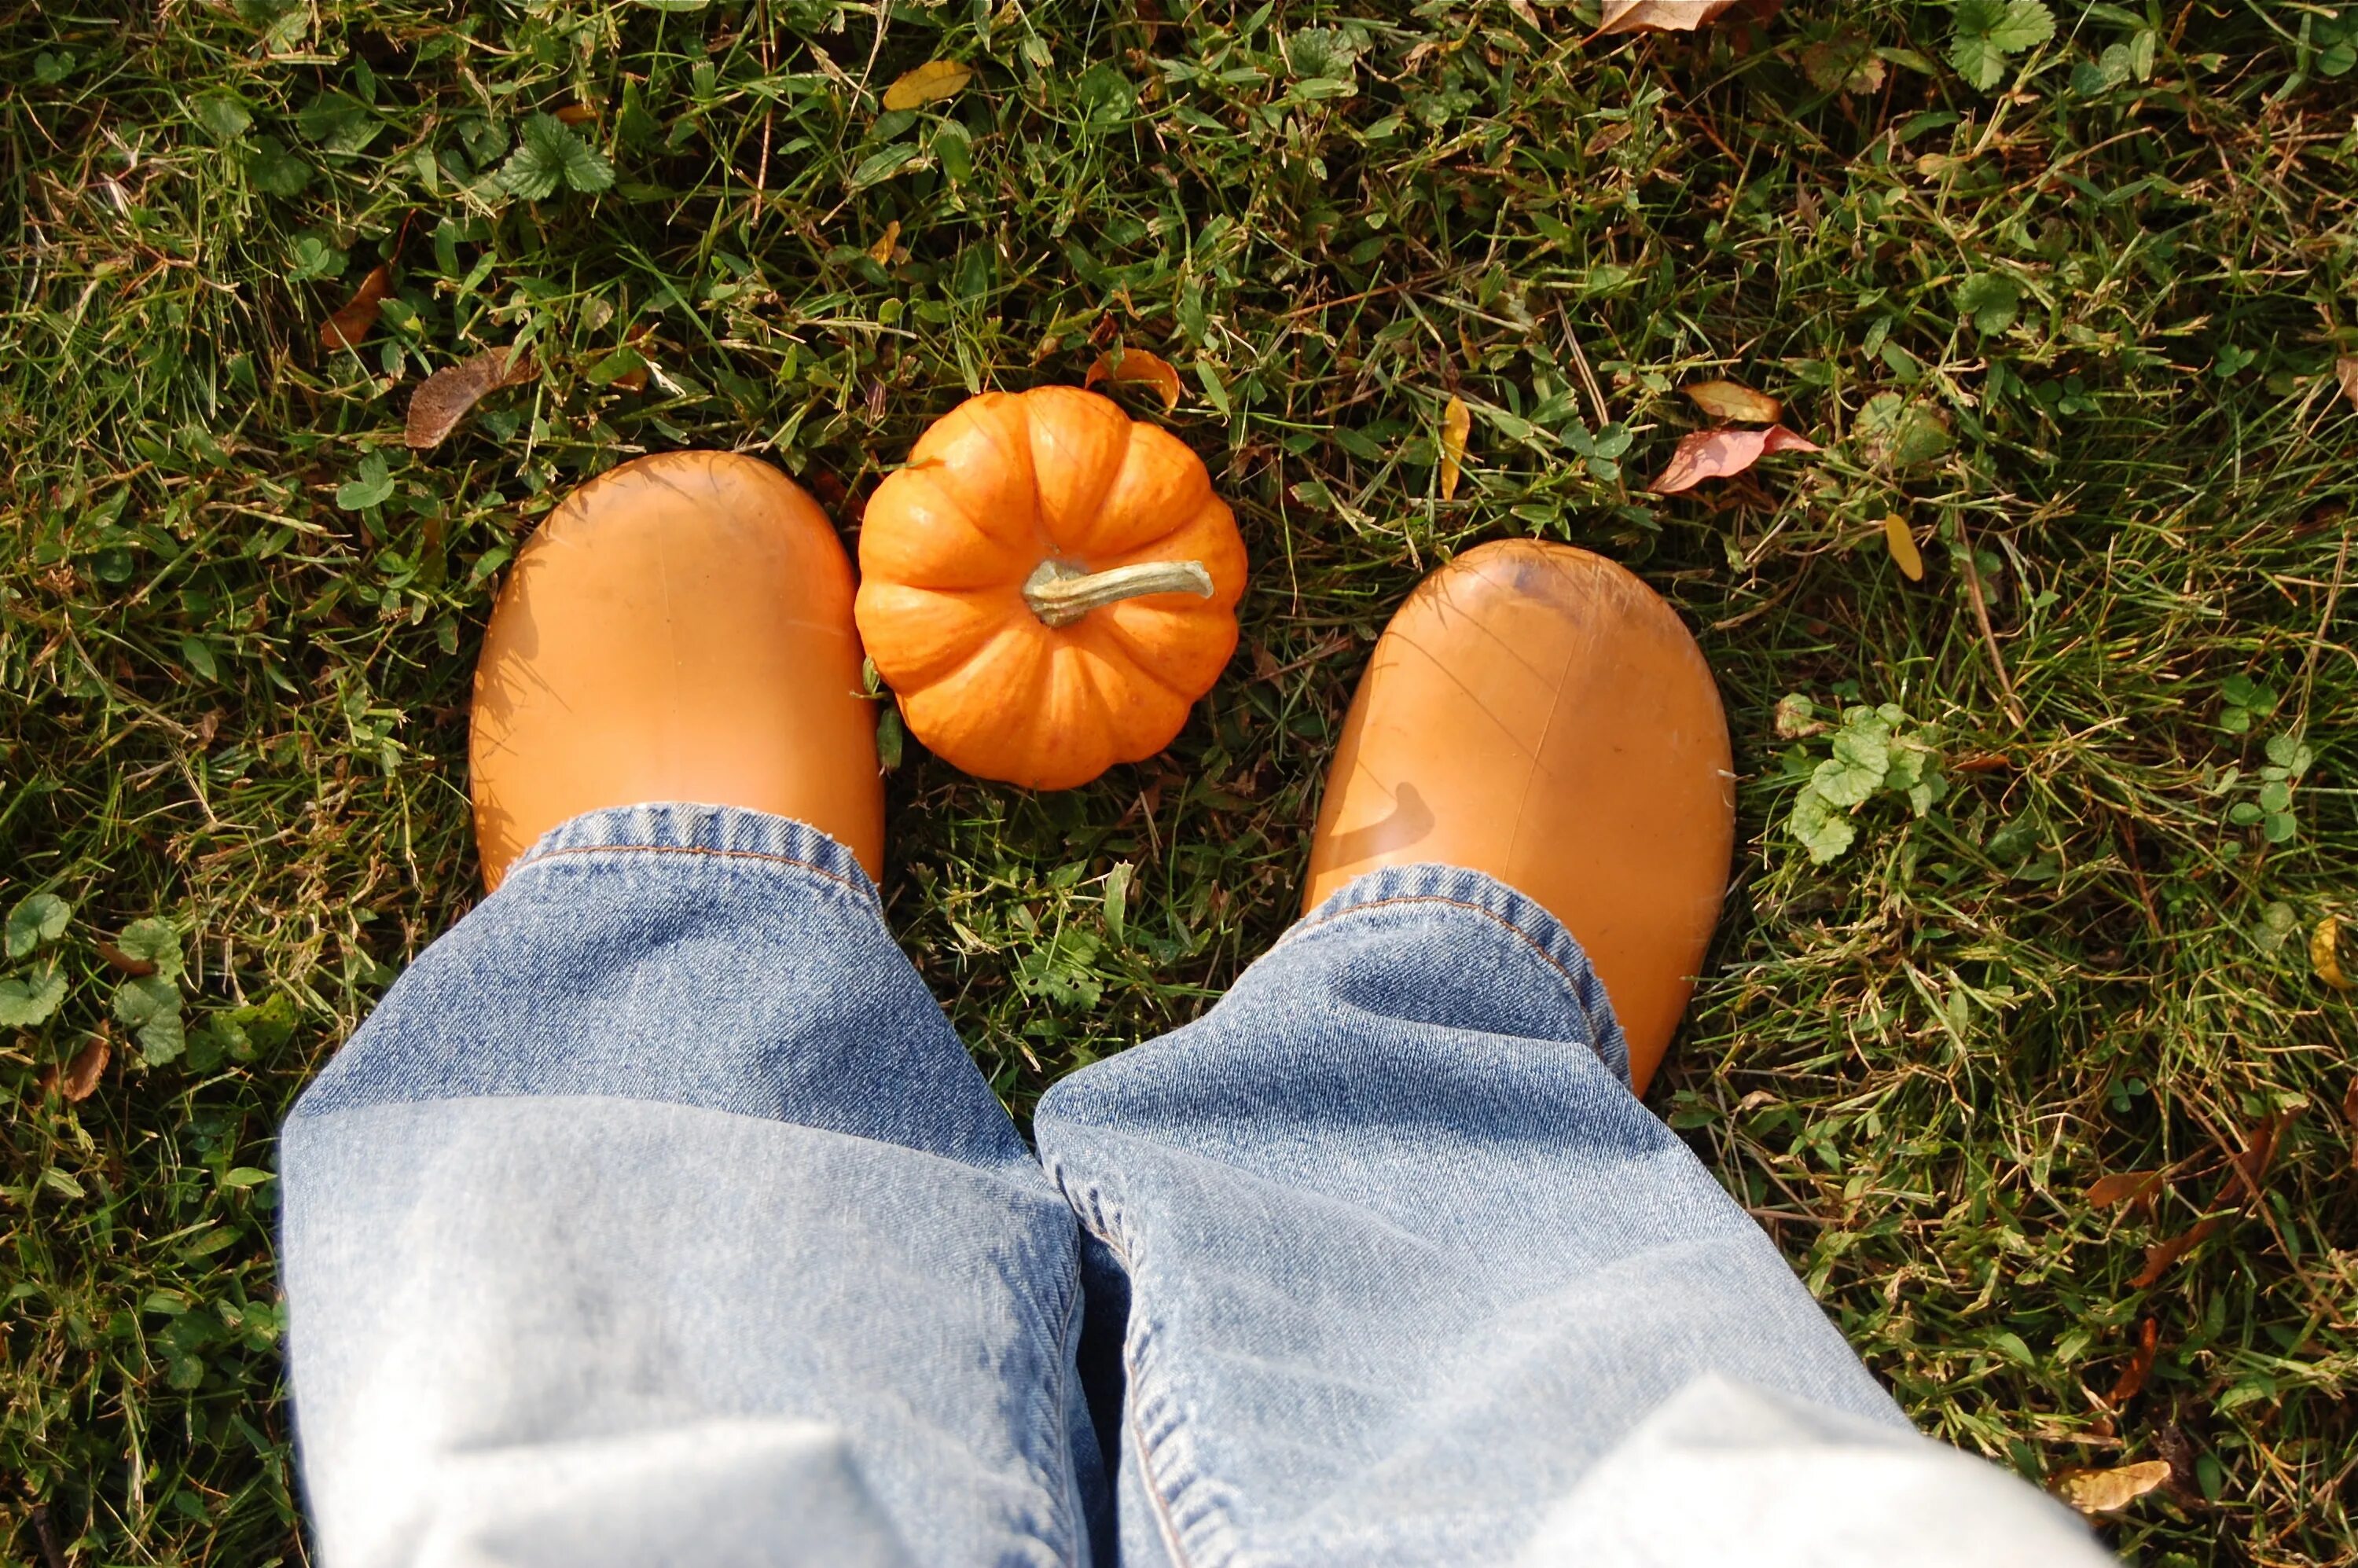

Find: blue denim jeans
<box><xmin>281</xmin><ymin>805</ymin><xmax>2105</xmax><ymax>1567</ymax></box>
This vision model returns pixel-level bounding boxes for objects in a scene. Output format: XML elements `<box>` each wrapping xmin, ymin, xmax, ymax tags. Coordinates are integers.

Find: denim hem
<box><xmin>506</xmin><ymin>802</ymin><xmax>880</xmax><ymax>906</ymax></box>
<box><xmin>1284</xmin><ymin>862</ymin><xmax>1631</xmax><ymax>1083</ymax></box>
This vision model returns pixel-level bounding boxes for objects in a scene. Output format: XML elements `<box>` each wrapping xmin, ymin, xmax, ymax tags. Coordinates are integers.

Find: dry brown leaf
<box><xmin>1585</xmin><ymin>121</ymin><xmax>1635</xmax><ymax>158</ymax></box>
<box><xmin>2343</xmin><ymin>1075</ymin><xmax>2358</xmax><ymax>1137</ymax></box>
<box><xmin>2105</xmin><ymin>1317</ymin><xmax>2158</xmax><ymax>1408</ymax></box>
<box><xmin>1882</xmin><ymin>513</ymin><xmax>1925</xmax><ymax>581</ymax></box>
<box><xmin>2051</xmin><ymin>1460</ymin><xmax>2171</xmax><ymax>1515</ymax></box>
<box><xmin>60</xmin><ymin>1034</ymin><xmax>108</xmax><ymax>1103</ymax></box>
<box><xmin>1084</xmin><ymin>347</ymin><xmax>1183</xmax><ymax>413</ymax></box>
<box><xmin>2229</xmin><ymin>1111</ymin><xmax>2297</xmax><ymax>1200</ymax></box>
<box><xmin>1799</xmin><ymin>34</ymin><xmax>1886</xmax><ymax>94</ymax></box>
<box><xmin>1596</xmin><ymin>0</ymin><xmax>1743</xmax><ymax>35</ymax></box>
<box><xmin>2312</xmin><ymin>914</ymin><xmax>2351</xmax><ymax>990</ymax></box>
<box><xmin>881</xmin><ymin>59</ymin><xmax>972</xmax><ymax>112</ymax></box>
<box><xmin>1439</xmin><ymin>395</ymin><xmax>1471</xmax><ymax>501</ymax></box>
<box><xmin>406</xmin><ymin>347</ymin><xmax>538</xmax><ymax>451</ymax></box>
<box><xmin>2336</xmin><ymin>357</ymin><xmax>2358</xmax><ymax>413</ymax></box>
<box><xmin>319</xmin><ymin>264</ymin><xmax>391</xmax><ymax>352</ymax></box>
<box><xmin>1647</xmin><ymin>425</ymin><xmax>1820</xmax><ymax>494</ymax></box>
<box><xmin>868</xmin><ymin>219</ymin><xmax>902</xmax><ymax>266</ymax></box>
<box><xmin>2085</xmin><ymin>1169</ymin><xmax>2164</xmax><ymax>1209</ymax></box>
<box><xmin>97</xmin><ymin>939</ymin><xmax>157</xmax><ymax>977</ymax></box>
<box><xmin>2130</xmin><ymin>1216</ymin><xmax>2220</xmax><ymax>1289</ymax></box>
<box><xmin>1684</xmin><ymin>379</ymin><xmax>1781</xmax><ymax>423</ymax></box>
<box><xmin>610</xmin><ymin>323</ymin><xmax>653</xmax><ymax>394</ymax></box>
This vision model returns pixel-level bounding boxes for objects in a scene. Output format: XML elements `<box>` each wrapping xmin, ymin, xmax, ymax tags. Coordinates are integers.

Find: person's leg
<box><xmin>280</xmin><ymin>456</ymin><xmax>1100</xmax><ymax>1567</ymax></box>
<box><xmin>1035</xmin><ymin>543</ymin><xmax>2103</xmax><ymax>1566</ymax></box>
<box><xmin>1037</xmin><ymin>865</ymin><xmax>1899</xmax><ymax>1565</ymax></box>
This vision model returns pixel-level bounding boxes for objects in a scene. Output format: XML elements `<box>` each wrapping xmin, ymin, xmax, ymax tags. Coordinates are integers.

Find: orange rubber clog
<box><xmin>470</xmin><ymin>452</ymin><xmax>883</xmax><ymax>889</ymax></box>
<box><xmin>1304</xmin><ymin>540</ymin><xmax>1735</xmax><ymax>1092</ymax></box>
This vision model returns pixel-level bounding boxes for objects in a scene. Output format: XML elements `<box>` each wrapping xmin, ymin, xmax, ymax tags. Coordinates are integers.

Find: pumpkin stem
<box><xmin>1022</xmin><ymin>559</ymin><xmax>1215</xmax><ymax>628</ymax></box>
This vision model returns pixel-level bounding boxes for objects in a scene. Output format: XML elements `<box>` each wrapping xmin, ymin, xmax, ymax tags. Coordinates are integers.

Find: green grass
<box><xmin>4</xmin><ymin>0</ymin><xmax>2356</xmax><ymax>1561</ymax></box>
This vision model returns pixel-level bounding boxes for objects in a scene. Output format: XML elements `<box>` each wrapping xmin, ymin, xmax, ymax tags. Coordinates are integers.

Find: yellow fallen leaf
<box><xmin>2337</xmin><ymin>357</ymin><xmax>2358</xmax><ymax>414</ymax></box>
<box><xmin>2050</xmin><ymin>1460</ymin><xmax>2171</xmax><ymax>1515</ymax></box>
<box><xmin>1084</xmin><ymin>347</ymin><xmax>1182</xmax><ymax>413</ymax></box>
<box><xmin>881</xmin><ymin>59</ymin><xmax>971</xmax><ymax>112</ymax></box>
<box><xmin>868</xmin><ymin>219</ymin><xmax>902</xmax><ymax>265</ymax></box>
<box><xmin>1883</xmin><ymin>513</ymin><xmax>1925</xmax><ymax>581</ymax></box>
<box><xmin>1596</xmin><ymin>0</ymin><xmax>1743</xmax><ymax>35</ymax></box>
<box><xmin>1439</xmin><ymin>395</ymin><xmax>1471</xmax><ymax>500</ymax></box>
<box><xmin>1685</xmin><ymin>379</ymin><xmax>1781</xmax><ymax>424</ymax></box>
<box><xmin>2313</xmin><ymin>915</ymin><xmax>2352</xmax><ymax>990</ymax></box>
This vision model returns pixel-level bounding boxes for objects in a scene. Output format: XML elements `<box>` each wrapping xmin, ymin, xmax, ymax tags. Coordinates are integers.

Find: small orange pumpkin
<box><xmin>854</xmin><ymin>387</ymin><xmax>1248</xmax><ymax>789</ymax></box>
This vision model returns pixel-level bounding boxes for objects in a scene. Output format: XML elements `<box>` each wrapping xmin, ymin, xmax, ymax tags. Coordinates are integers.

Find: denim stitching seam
<box><xmin>1042</xmin><ymin>1240</ymin><xmax>1091</xmax><ymax>1568</ymax></box>
<box><xmin>1122</xmin><ymin>1316</ymin><xmax>1215</xmax><ymax>1568</ymax></box>
<box><xmin>508</xmin><ymin>842</ymin><xmax>874</xmax><ymax>902</ymax></box>
<box><xmin>1046</xmin><ymin>1174</ymin><xmax>1214</xmax><ymax>1567</ymax></box>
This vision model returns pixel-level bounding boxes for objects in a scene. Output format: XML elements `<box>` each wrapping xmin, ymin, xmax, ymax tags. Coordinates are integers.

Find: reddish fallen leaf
<box><xmin>59</xmin><ymin>1034</ymin><xmax>108</xmax><ymax>1103</ymax></box>
<box><xmin>318</xmin><ymin>264</ymin><xmax>391</xmax><ymax>351</ymax></box>
<box><xmin>96</xmin><ymin>940</ymin><xmax>157</xmax><ymax>977</ymax></box>
<box><xmin>1085</xmin><ymin>347</ymin><xmax>1182</xmax><ymax>413</ymax></box>
<box><xmin>1952</xmin><ymin>752</ymin><xmax>2015</xmax><ymax>773</ymax></box>
<box><xmin>1647</xmin><ymin>425</ymin><xmax>1820</xmax><ymax>494</ymax></box>
<box><xmin>1596</xmin><ymin>0</ymin><xmax>1743</xmax><ymax>35</ymax></box>
<box><xmin>2343</xmin><ymin>1075</ymin><xmax>2358</xmax><ymax>1137</ymax></box>
<box><xmin>2086</xmin><ymin>1169</ymin><xmax>2165</xmax><ymax>1210</ymax></box>
<box><xmin>2051</xmin><ymin>1460</ymin><xmax>2171</xmax><ymax>1515</ymax></box>
<box><xmin>406</xmin><ymin>346</ymin><xmax>540</xmax><ymax>451</ymax></box>
<box><xmin>1685</xmin><ymin>379</ymin><xmax>1781</xmax><ymax>423</ymax></box>
<box><xmin>2105</xmin><ymin>1317</ymin><xmax>2158</xmax><ymax>1408</ymax></box>
<box><xmin>2130</xmin><ymin>1216</ymin><xmax>2220</xmax><ymax>1288</ymax></box>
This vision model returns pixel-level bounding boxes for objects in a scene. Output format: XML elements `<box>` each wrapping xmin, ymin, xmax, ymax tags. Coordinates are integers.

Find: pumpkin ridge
<box><xmin>1078</xmin><ymin>616</ymin><xmax>1199</xmax><ymax>702</ymax></box>
<box><xmin>861</xmin><ymin>466</ymin><xmax>1038</xmax><ymax>592</ymax></box>
<box><xmin>856</xmin><ymin>582</ymin><xmax>1016</xmax><ymax>688</ymax></box>
<box><xmin>1089</xmin><ymin>422</ymin><xmax>1215</xmax><ymax>561</ymax></box>
<box><xmin>1042</xmin><ymin>640</ymin><xmax>1122</xmax><ymax>785</ymax></box>
<box><xmin>923</xmin><ymin>395</ymin><xmax>1047</xmax><ymax>557</ymax></box>
<box><xmin>1023</xmin><ymin>387</ymin><xmax>1133</xmax><ymax>559</ymax></box>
